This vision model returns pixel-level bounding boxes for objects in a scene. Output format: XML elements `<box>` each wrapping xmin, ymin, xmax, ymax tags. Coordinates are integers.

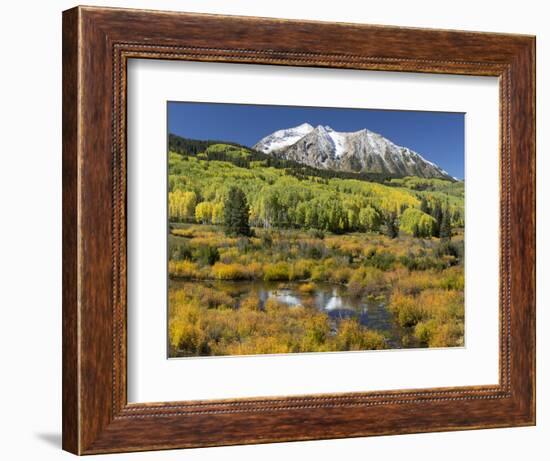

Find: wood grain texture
<box><xmin>61</xmin><ymin>7</ymin><xmax>79</xmax><ymax>454</ymax></box>
<box><xmin>62</xmin><ymin>5</ymin><xmax>536</xmax><ymax>455</ymax></box>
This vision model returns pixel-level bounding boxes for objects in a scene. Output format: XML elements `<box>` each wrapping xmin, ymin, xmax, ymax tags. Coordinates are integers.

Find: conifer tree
<box><xmin>431</xmin><ymin>200</ymin><xmax>443</xmax><ymax>237</ymax></box>
<box><xmin>420</xmin><ymin>197</ymin><xmax>430</xmax><ymax>214</ymax></box>
<box><xmin>223</xmin><ymin>186</ymin><xmax>251</xmax><ymax>236</ymax></box>
<box><xmin>440</xmin><ymin>209</ymin><xmax>452</xmax><ymax>241</ymax></box>
<box><xmin>384</xmin><ymin>211</ymin><xmax>399</xmax><ymax>239</ymax></box>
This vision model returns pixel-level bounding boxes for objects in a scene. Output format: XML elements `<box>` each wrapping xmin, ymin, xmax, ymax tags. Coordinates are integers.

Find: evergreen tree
<box><xmin>223</xmin><ymin>187</ymin><xmax>251</xmax><ymax>236</ymax></box>
<box><xmin>440</xmin><ymin>209</ymin><xmax>452</xmax><ymax>241</ymax></box>
<box><xmin>431</xmin><ymin>200</ymin><xmax>443</xmax><ymax>237</ymax></box>
<box><xmin>384</xmin><ymin>211</ymin><xmax>399</xmax><ymax>239</ymax></box>
<box><xmin>420</xmin><ymin>197</ymin><xmax>430</xmax><ymax>214</ymax></box>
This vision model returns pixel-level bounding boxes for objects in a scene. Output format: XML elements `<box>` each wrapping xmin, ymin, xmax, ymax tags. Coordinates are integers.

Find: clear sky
<box><xmin>168</xmin><ymin>101</ymin><xmax>465</xmax><ymax>179</ymax></box>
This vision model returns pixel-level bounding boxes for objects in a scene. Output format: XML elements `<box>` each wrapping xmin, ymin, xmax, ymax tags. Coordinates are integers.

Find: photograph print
<box><xmin>167</xmin><ymin>102</ymin><xmax>465</xmax><ymax>358</ymax></box>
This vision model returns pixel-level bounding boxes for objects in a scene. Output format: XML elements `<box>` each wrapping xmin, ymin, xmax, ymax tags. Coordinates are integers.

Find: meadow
<box><xmin>167</xmin><ymin>141</ymin><xmax>464</xmax><ymax>357</ymax></box>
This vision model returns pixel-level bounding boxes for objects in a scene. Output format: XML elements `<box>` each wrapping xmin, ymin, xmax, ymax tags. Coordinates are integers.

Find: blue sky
<box><xmin>168</xmin><ymin>102</ymin><xmax>465</xmax><ymax>179</ymax></box>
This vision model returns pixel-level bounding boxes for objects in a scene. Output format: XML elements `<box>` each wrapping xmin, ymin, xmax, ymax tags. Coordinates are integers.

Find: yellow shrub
<box><xmin>388</xmin><ymin>290</ymin><xmax>425</xmax><ymax>327</ymax></box>
<box><xmin>263</xmin><ymin>262</ymin><xmax>290</xmax><ymax>281</ymax></box>
<box><xmin>389</xmin><ymin>288</ymin><xmax>464</xmax><ymax>347</ymax></box>
<box><xmin>347</xmin><ymin>266</ymin><xmax>386</xmax><ymax>296</ymax></box>
<box><xmin>335</xmin><ymin>319</ymin><xmax>386</xmax><ymax>350</ymax></box>
<box><xmin>171</xmin><ymin>228</ymin><xmax>195</xmax><ymax>238</ymax></box>
<box><xmin>298</xmin><ymin>282</ymin><xmax>316</xmax><ymax>294</ymax></box>
<box><xmin>211</xmin><ymin>262</ymin><xmax>252</xmax><ymax>280</ymax></box>
<box><xmin>240</xmin><ymin>293</ymin><xmax>262</xmax><ymax>311</ymax></box>
<box><xmin>168</xmin><ymin>260</ymin><xmax>201</xmax><ymax>279</ymax></box>
<box><xmin>289</xmin><ymin>259</ymin><xmax>314</xmax><ymax>281</ymax></box>
<box><xmin>310</xmin><ymin>266</ymin><xmax>328</xmax><ymax>282</ymax></box>
<box><xmin>329</xmin><ymin>267</ymin><xmax>352</xmax><ymax>284</ymax></box>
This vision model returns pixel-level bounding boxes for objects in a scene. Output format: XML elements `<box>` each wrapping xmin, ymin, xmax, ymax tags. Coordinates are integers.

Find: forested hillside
<box><xmin>167</xmin><ymin>138</ymin><xmax>464</xmax><ymax>237</ymax></box>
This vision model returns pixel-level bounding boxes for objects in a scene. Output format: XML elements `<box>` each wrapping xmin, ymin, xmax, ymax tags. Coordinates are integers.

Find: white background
<box><xmin>0</xmin><ymin>0</ymin><xmax>546</xmax><ymax>460</ymax></box>
<box><xmin>128</xmin><ymin>60</ymin><xmax>499</xmax><ymax>402</ymax></box>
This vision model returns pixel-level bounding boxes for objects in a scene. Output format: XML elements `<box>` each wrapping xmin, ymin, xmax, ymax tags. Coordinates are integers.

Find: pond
<box><xmin>170</xmin><ymin>279</ymin><xmax>404</xmax><ymax>348</ymax></box>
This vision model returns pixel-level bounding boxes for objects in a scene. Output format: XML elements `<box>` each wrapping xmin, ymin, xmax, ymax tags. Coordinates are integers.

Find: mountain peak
<box><xmin>315</xmin><ymin>124</ymin><xmax>334</xmax><ymax>132</ymax></box>
<box><xmin>253</xmin><ymin>122</ymin><xmax>452</xmax><ymax>180</ymax></box>
<box><xmin>254</xmin><ymin>123</ymin><xmax>314</xmax><ymax>154</ymax></box>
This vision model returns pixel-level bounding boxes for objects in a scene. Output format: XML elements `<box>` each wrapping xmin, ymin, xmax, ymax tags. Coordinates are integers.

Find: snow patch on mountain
<box><xmin>254</xmin><ymin>123</ymin><xmax>314</xmax><ymax>153</ymax></box>
<box><xmin>324</xmin><ymin>126</ymin><xmax>347</xmax><ymax>158</ymax></box>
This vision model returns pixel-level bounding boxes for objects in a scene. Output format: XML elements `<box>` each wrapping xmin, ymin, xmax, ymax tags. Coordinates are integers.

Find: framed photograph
<box><xmin>62</xmin><ymin>6</ymin><xmax>535</xmax><ymax>455</ymax></box>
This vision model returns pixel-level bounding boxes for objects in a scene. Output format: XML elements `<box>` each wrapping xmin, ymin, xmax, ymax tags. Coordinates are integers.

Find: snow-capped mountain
<box><xmin>253</xmin><ymin>123</ymin><xmax>315</xmax><ymax>153</ymax></box>
<box><xmin>253</xmin><ymin>123</ymin><xmax>452</xmax><ymax>180</ymax></box>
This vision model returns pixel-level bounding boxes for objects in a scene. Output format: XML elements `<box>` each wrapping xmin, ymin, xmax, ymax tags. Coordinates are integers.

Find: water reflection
<box><xmin>266</xmin><ymin>284</ymin><xmax>395</xmax><ymax>336</ymax></box>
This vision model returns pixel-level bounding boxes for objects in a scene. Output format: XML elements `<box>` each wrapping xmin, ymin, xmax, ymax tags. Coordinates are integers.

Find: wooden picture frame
<box><xmin>62</xmin><ymin>5</ymin><xmax>535</xmax><ymax>455</ymax></box>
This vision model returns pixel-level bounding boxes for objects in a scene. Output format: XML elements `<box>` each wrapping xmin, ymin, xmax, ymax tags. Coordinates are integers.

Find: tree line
<box><xmin>169</xmin><ymin>185</ymin><xmax>459</xmax><ymax>240</ymax></box>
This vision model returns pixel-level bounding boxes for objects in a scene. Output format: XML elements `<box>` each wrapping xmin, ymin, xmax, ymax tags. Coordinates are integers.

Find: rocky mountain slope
<box><xmin>253</xmin><ymin>123</ymin><xmax>452</xmax><ymax>180</ymax></box>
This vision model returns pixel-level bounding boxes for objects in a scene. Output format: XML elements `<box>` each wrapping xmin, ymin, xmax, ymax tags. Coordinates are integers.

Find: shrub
<box><xmin>335</xmin><ymin>319</ymin><xmax>386</xmax><ymax>350</ymax></box>
<box><xmin>237</xmin><ymin>237</ymin><xmax>254</xmax><ymax>253</ymax></box>
<box><xmin>438</xmin><ymin>267</ymin><xmax>464</xmax><ymax>290</ymax></box>
<box><xmin>298</xmin><ymin>282</ymin><xmax>316</xmax><ymax>294</ymax></box>
<box><xmin>434</xmin><ymin>240</ymin><xmax>462</xmax><ymax>259</ymax></box>
<box><xmin>413</xmin><ymin>319</ymin><xmax>438</xmax><ymax>345</ymax></box>
<box><xmin>240</xmin><ymin>293</ymin><xmax>262</xmax><ymax>311</ymax></box>
<box><xmin>302</xmin><ymin>315</ymin><xmax>331</xmax><ymax>348</ymax></box>
<box><xmin>399</xmin><ymin>254</ymin><xmax>445</xmax><ymax>271</ymax></box>
<box><xmin>310</xmin><ymin>266</ymin><xmax>328</xmax><ymax>282</ymax></box>
<box><xmin>388</xmin><ymin>288</ymin><xmax>464</xmax><ymax>347</ymax></box>
<box><xmin>169</xmin><ymin>241</ymin><xmax>193</xmax><ymax>261</ymax></box>
<box><xmin>260</xmin><ymin>232</ymin><xmax>273</xmax><ymax>247</ymax></box>
<box><xmin>329</xmin><ymin>267</ymin><xmax>352</xmax><ymax>284</ymax></box>
<box><xmin>309</xmin><ymin>229</ymin><xmax>325</xmax><ymax>240</ymax></box>
<box><xmin>392</xmin><ymin>269</ymin><xmax>459</xmax><ymax>295</ymax></box>
<box><xmin>414</xmin><ymin>319</ymin><xmax>464</xmax><ymax>348</ymax></box>
<box><xmin>263</xmin><ymin>262</ymin><xmax>290</xmax><ymax>281</ymax></box>
<box><xmin>347</xmin><ymin>266</ymin><xmax>386</xmax><ymax>297</ymax></box>
<box><xmin>289</xmin><ymin>260</ymin><xmax>313</xmax><ymax>281</ymax></box>
<box><xmin>171</xmin><ymin>228</ymin><xmax>195</xmax><ymax>238</ymax></box>
<box><xmin>263</xmin><ymin>298</ymin><xmax>286</xmax><ymax>313</ymax></box>
<box><xmin>168</xmin><ymin>260</ymin><xmax>201</xmax><ymax>279</ymax></box>
<box><xmin>388</xmin><ymin>291</ymin><xmax>426</xmax><ymax>327</ymax></box>
<box><xmin>211</xmin><ymin>262</ymin><xmax>252</xmax><ymax>280</ymax></box>
<box><xmin>298</xmin><ymin>241</ymin><xmax>324</xmax><ymax>259</ymax></box>
<box><xmin>364</xmin><ymin>250</ymin><xmax>396</xmax><ymax>271</ymax></box>
<box><xmin>195</xmin><ymin>245</ymin><xmax>220</xmax><ymax>266</ymax></box>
